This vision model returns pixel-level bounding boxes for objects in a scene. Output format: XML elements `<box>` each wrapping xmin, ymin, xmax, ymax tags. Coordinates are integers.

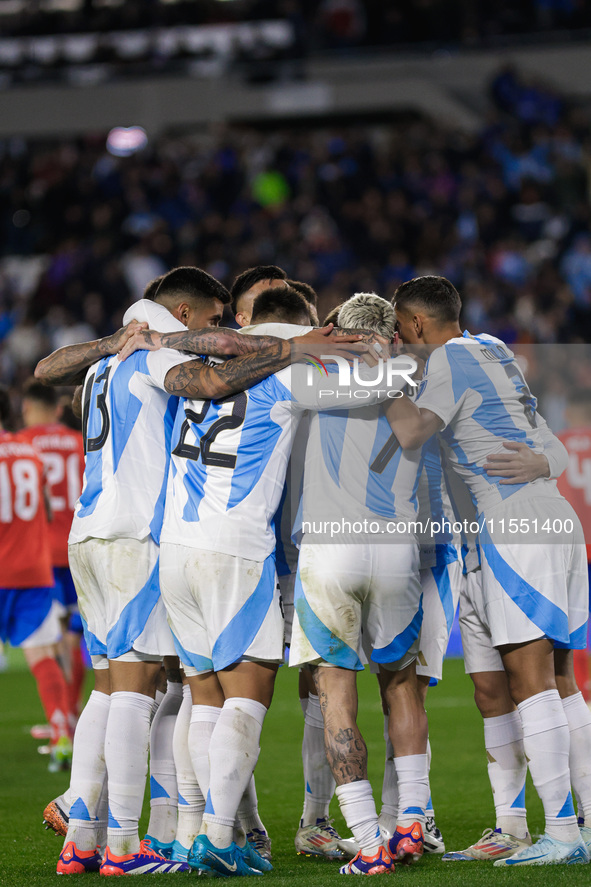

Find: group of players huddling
<box><xmin>4</xmin><ymin>263</ymin><xmax>590</xmax><ymax>875</ymax></box>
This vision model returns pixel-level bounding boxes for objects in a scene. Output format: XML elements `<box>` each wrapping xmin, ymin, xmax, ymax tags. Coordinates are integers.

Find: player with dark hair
<box><xmin>387</xmin><ymin>275</ymin><xmax>591</xmax><ymax>866</ymax></box>
<box><xmin>0</xmin><ymin>384</ymin><xmax>73</xmax><ymax>773</ymax></box>
<box><xmin>230</xmin><ymin>265</ymin><xmax>288</xmax><ymax>327</ymax></box>
<box><xmin>20</xmin><ymin>379</ymin><xmax>86</xmax><ymax>735</ymax></box>
<box><xmin>285</xmin><ymin>280</ymin><xmax>319</xmax><ymax>325</ymax></box>
<box><xmin>251</xmin><ymin>287</ymin><xmax>312</xmax><ymax>327</ymax></box>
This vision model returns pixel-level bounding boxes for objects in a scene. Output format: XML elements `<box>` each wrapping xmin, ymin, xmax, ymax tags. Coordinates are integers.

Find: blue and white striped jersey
<box><xmin>69</xmin><ymin>347</ymin><xmax>191</xmax><ymax>545</ymax></box>
<box><xmin>415</xmin><ymin>436</ymin><xmax>459</xmax><ymax>569</ymax></box>
<box><xmin>415</xmin><ymin>331</ymin><xmax>559</xmax><ymax>514</ymax></box>
<box><xmin>300</xmin><ymin>403</ymin><xmax>424</xmax><ymax>542</ymax></box>
<box><xmin>161</xmin><ymin>357</ymin><xmax>411</xmax><ymax>561</ymax></box>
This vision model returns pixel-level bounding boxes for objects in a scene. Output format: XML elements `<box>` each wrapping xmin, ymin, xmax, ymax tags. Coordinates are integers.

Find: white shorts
<box><xmin>479</xmin><ymin>496</ymin><xmax>588</xmax><ymax>650</ymax></box>
<box><xmin>459</xmin><ymin>568</ymin><xmax>504</xmax><ymax>674</ymax></box>
<box><xmin>159</xmin><ymin>545</ymin><xmax>284</xmax><ymax>675</ymax></box>
<box><xmin>68</xmin><ymin>537</ymin><xmax>175</xmax><ymax>661</ymax></box>
<box><xmin>20</xmin><ymin>599</ymin><xmax>63</xmax><ymax>649</ymax></box>
<box><xmin>289</xmin><ymin>540</ymin><xmax>422</xmax><ymax>671</ymax></box>
<box><xmin>416</xmin><ymin>555</ymin><xmax>462</xmax><ymax>682</ymax></box>
<box><xmin>279</xmin><ymin>572</ymin><xmax>296</xmax><ymax>646</ymax></box>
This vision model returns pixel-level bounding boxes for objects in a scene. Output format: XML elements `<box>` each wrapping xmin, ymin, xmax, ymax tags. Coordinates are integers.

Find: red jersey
<box><xmin>0</xmin><ymin>431</ymin><xmax>53</xmax><ymax>588</ymax></box>
<box><xmin>20</xmin><ymin>423</ymin><xmax>84</xmax><ymax>567</ymax></box>
<box><xmin>557</xmin><ymin>427</ymin><xmax>591</xmax><ymax>562</ymax></box>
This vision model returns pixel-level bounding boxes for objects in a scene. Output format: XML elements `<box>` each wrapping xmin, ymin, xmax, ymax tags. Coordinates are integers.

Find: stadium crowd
<box><xmin>1</xmin><ymin>67</ymin><xmax>591</xmax><ymax>416</ymax></box>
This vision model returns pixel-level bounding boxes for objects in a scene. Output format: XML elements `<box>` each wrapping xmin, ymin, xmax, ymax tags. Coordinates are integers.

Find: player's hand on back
<box><xmin>484</xmin><ymin>441</ymin><xmax>550</xmax><ymax>484</ymax></box>
<box><xmin>117</xmin><ymin>327</ymin><xmax>162</xmax><ymax>362</ymax></box>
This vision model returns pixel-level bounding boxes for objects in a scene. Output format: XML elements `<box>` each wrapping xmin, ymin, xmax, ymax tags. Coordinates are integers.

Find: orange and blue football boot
<box><xmin>339</xmin><ymin>845</ymin><xmax>394</xmax><ymax>875</ymax></box>
<box><xmin>100</xmin><ymin>838</ymin><xmax>190</xmax><ymax>875</ymax></box>
<box><xmin>388</xmin><ymin>822</ymin><xmax>424</xmax><ymax>864</ymax></box>
<box><xmin>57</xmin><ymin>841</ymin><xmax>102</xmax><ymax>874</ymax></box>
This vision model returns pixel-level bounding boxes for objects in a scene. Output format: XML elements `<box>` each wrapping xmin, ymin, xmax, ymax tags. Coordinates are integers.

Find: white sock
<box><xmin>300</xmin><ymin>693</ymin><xmax>335</xmax><ymax>827</ymax></box>
<box><xmin>336</xmin><ymin>781</ymin><xmax>382</xmax><ymax>856</ymax></box>
<box><xmin>174</xmin><ymin>686</ymin><xmax>205</xmax><ymax>849</ymax></box>
<box><xmin>394</xmin><ymin>754</ymin><xmax>429</xmax><ymax>828</ymax></box>
<box><xmin>105</xmin><ymin>691</ymin><xmax>153</xmax><ymax>856</ymax></box>
<box><xmin>238</xmin><ymin>776</ymin><xmax>266</xmax><ymax>833</ymax></box>
<box><xmin>483</xmin><ymin>710</ymin><xmax>529</xmax><ymax>838</ymax></box>
<box><xmin>188</xmin><ymin>704</ymin><xmax>221</xmax><ymax>803</ymax></box>
<box><xmin>379</xmin><ymin>717</ymin><xmax>398</xmax><ymax>835</ymax></box>
<box><xmin>518</xmin><ymin>690</ymin><xmax>579</xmax><ymax>842</ymax></box>
<box><xmin>562</xmin><ymin>691</ymin><xmax>591</xmax><ymax>826</ymax></box>
<box><xmin>201</xmin><ymin>698</ymin><xmax>266</xmax><ymax>849</ymax></box>
<box><xmin>65</xmin><ymin>690</ymin><xmax>111</xmax><ymax>852</ymax></box>
<box><xmin>147</xmin><ymin>681</ymin><xmax>183</xmax><ymax>844</ymax></box>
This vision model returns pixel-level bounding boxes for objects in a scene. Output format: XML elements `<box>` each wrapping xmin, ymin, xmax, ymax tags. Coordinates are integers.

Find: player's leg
<box><xmin>295</xmin><ymin>665</ymin><xmax>350</xmax><ymax>859</ymax></box>
<box><xmin>87</xmin><ymin>537</ymin><xmax>189</xmax><ymax>876</ymax></box>
<box><xmin>57</xmin><ymin>661</ymin><xmax>110</xmax><ymax>874</ymax></box>
<box><xmin>18</xmin><ymin>589</ymin><xmax>73</xmax><ymax>770</ymax></box>
<box><xmin>443</xmin><ymin>567</ymin><xmax>531</xmax><ymax>861</ymax></box>
<box><xmin>555</xmin><ymin>647</ymin><xmax>591</xmax><ymax>848</ymax></box>
<box><xmin>290</xmin><ymin>542</ymin><xmax>393</xmax><ymax>875</ymax></box>
<box><xmin>162</xmin><ymin>545</ymin><xmax>281</xmax><ymax>876</ymax></box>
<box><xmin>144</xmin><ymin>657</ymin><xmax>184</xmax><ymax>856</ymax></box>
<box><xmin>171</xmin><ymin>681</ymin><xmax>205</xmax><ymax>862</ymax></box>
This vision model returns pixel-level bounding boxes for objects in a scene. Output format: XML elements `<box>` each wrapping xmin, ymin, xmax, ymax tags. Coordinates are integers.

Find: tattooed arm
<box><xmin>117</xmin><ymin>327</ymin><xmax>284</xmax><ymax>362</ymax></box>
<box><xmin>164</xmin><ymin>340</ymin><xmax>292</xmax><ymax>400</ymax></box>
<box><xmin>34</xmin><ymin>321</ymin><xmax>147</xmax><ymax>386</ymax></box>
<box><xmin>163</xmin><ymin>326</ymin><xmax>368</xmax><ymax>400</ymax></box>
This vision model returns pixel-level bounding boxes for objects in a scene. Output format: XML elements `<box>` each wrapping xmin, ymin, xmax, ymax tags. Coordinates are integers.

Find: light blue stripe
<box><xmin>80</xmin><ymin>614</ymin><xmax>107</xmax><ymax>656</ymax></box>
<box><xmin>365</xmin><ymin>415</ymin><xmax>400</xmax><ymax>518</ymax></box>
<box><xmin>110</xmin><ymin>351</ymin><xmax>148</xmax><ymax>474</ymax></box>
<box><xmin>557</xmin><ymin>791</ymin><xmax>575</xmax><ymax>819</ymax></box>
<box><xmin>402</xmin><ymin>806</ymin><xmax>425</xmax><ymax>816</ymax></box>
<box><xmin>70</xmin><ymin>798</ymin><xmax>92</xmax><ymax>822</ymax></box>
<box><xmin>78</xmin><ymin>358</ymin><xmax>110</xmax><ymax>517</ymax></box>
<box><xmin>106</xmin><ymin>558</ymin><xmax>161</xmax><ymax>659</ymax></box>
<box><xmin>178</xmin><ymin>792</ymin><xmax>189</xmax><ymax>806</ymax></box>
<box><xmin>149</xmin><ymin>395</ymin><xmax>178</xmax><ymax>543</ymax></box>
<box><xmin>431</xmin><ymin>559</ymin><xmax>455</xmax><ymax>634</ymax></box>
<box><xmin>171</xmin><ymin>632</ymin><xmax>213</xmax><ymax>674</ymax></box>
<box><xmin>479</xmin><ymin>521</ymin><xmax>570</xmax><ymax>644</ymax></box>
<box><xmin>554</xmin><ymin>621</ymin><xmax>589</xmax><ymax>651</ymax></box>
<box><xmin>294</xmin><ymin>571</ymin><xmax>363</xmax><ymax>670</ymax></box>
<box><xmin>150</xmin><ymin>776</ymin><xmax>170</xmax><ymax>801</ymax></box>
<box><xmin>318</xmin><ymin>410</ymin><xmax>350</xmax><ymax>489</ymax></box>
<box><xmin>212</xmin><ymin>555</ymin><xmax>276</xmax><ymax>671</ymax></box>
<box><xmin>108</xmin><ymin>806</ymin><xmax>121</xmax><ymax>828</ymax></box>
<box><xmin>226</xmin><ymin>378</ymin><xmax>290</xmax><ymax>511</ymax></box>
<box><xmin>204</xmin><ymin>790</ymin><xmax>214</xmax><ymax>815</ymax></box>
<box><xmin>372</xmin><ymin>596</ymin><xmax>423</xmax><ymax>664</ymax></box>
<box><xmin>511</xmin><ymin>782</ymin><xmax>526</xmax><ymax>809</ymax></box>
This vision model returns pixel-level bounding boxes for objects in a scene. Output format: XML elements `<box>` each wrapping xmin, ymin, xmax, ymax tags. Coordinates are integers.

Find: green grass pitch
<box><xmin>0</xmin><ymin>648</ymin><xmax>588</xmax><ymax>885</ymax></box>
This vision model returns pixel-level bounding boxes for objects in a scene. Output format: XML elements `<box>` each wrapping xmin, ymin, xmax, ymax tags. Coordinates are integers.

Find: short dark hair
<box><xmin>143</xmin><ymin>274</ymin><xmax>165</xmax><ymax>300</ymax></box>
<box><xmin>323</xmin><ymin>303</ymin><xmax>345</xmax><ymax>328</ymax></box>
<box><xmin>393</xmin><ymin>276</ymin><xmax>462</xmax><ymax>324</ymax></box>
<box><xmin>231</xmin><ymin>265</ymin><xmax>287</xmax><ymax>312</ymax></box>
<box><xmin>153</xmin><ymin>266</ymin><xmax>231</xmax><ymax>308</ymax></box>
<box><xmin>251</xmin><ymin>286</ymin><xmax>312</xmax><ymax>325</ymax></box>
<box><xmin>0</xmin><ymin>384</ymin><xmax>11</xmax><ymax>426</ymax></box>
<box><xmin>22</xmin><ymin>378</ymin><xmax>59</xmax><ymax>407</ymax></box>
<box><xmin>286</xmin><ymin>279</ymin><xmax>318</xmax><ymax>307</ymax></box>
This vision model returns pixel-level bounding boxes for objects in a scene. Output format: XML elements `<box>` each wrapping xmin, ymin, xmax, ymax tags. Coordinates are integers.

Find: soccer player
<box><xmin>20</xmin><ymin>379</ymin><xmax>86</xmax><ymax>730</ymax></box>
<box><xmin>557</xmin><ymin>390</ymin><xmax>591</xmax><ymax>701</ymax></box>
<box><xmin>230</xmin><ymin>265</ymin><xmax>288</xmax><ymax>327</ymax></box>
<box><xmin>35</xmin><ymin>266</ymin><xmax>322</xmax><ymax>876</ymax></box>
<box><xmin>154</xmin><ymin>306</ymin><xmax>397</xmax><ymax>876</ymax></box>
<box><xmin>245</xmin><ymin>287</ymin><xmax>355</xmax><ymax>861</ymax></box>
<box><xmin>0</xmin><ymin>385</ymin><xmax>72</xmax><ymax>772</ymax></box>
<box><xmin>386</xmin><ymin>275</ymin><xmax>591</xmax><ymax>866</ymax></box>
<box><xmin>290</xmin><ymin>293</ymin><xmax>427</xmax><ymax>875</ymax></box>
